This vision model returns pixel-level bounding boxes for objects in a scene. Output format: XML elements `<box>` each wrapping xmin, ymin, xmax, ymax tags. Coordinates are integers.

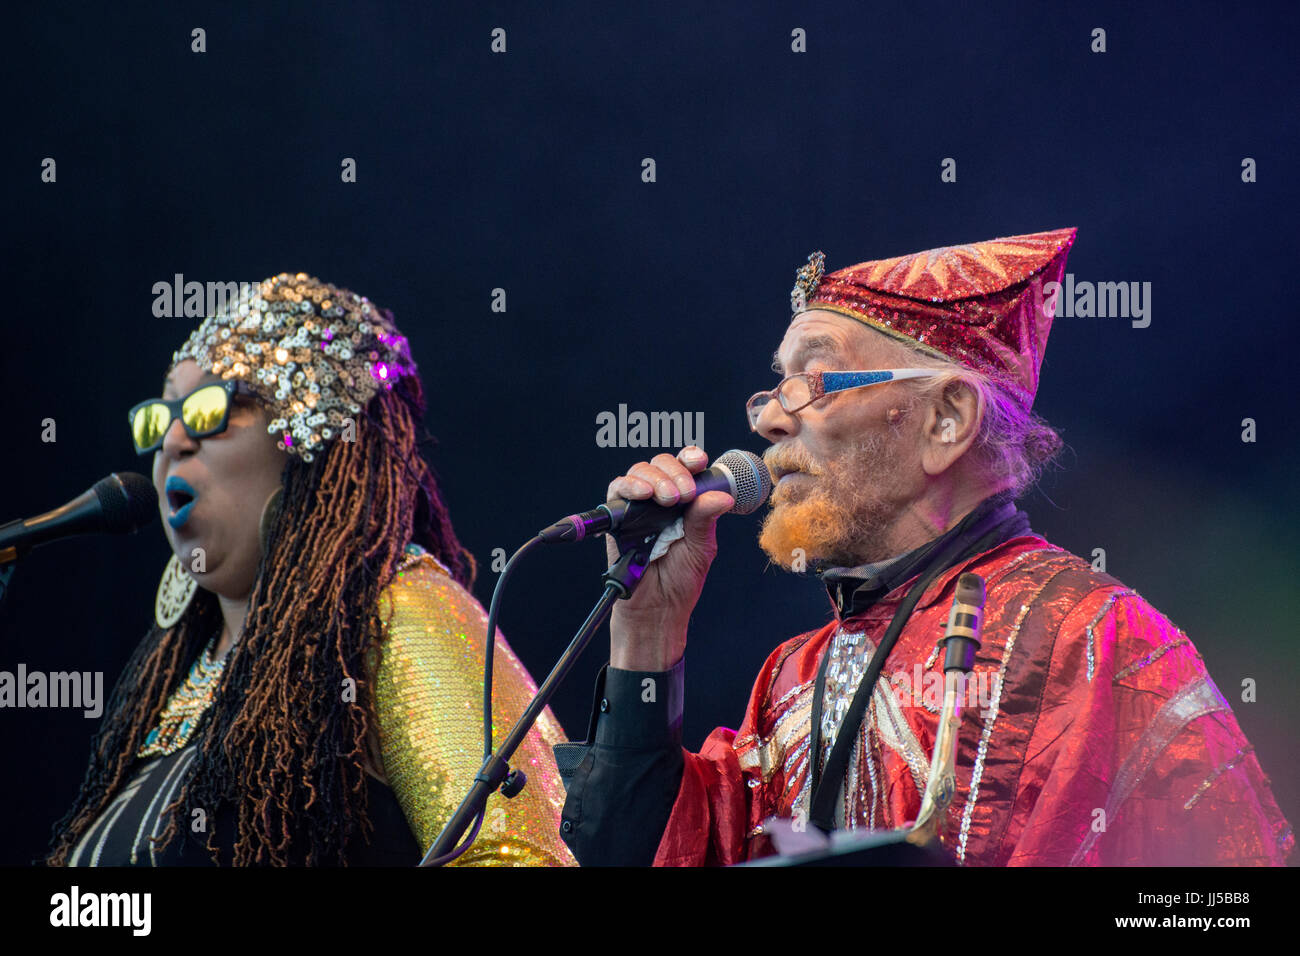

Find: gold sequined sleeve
<box><xmin>370</xmin><ymin>555</ymin><xmax>577</xmax><ymax>866</ymax></box>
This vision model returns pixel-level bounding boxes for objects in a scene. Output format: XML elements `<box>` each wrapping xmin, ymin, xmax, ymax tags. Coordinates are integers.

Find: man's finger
<box><xmin>682</xmin><ymin>490</ymin><xmax>735</xmax><ymax>545</ymax></box>
<box><xmin>677</xmin><ymin>446</ymin><xmax>709</xmax><ymax>473</ymax></box>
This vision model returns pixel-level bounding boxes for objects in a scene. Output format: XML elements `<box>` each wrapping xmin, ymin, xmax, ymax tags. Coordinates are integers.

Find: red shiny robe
<box><xmin>653</xmin><ymin>536</ymin><xmax>1294</xmax><ymax>866</ymax></box>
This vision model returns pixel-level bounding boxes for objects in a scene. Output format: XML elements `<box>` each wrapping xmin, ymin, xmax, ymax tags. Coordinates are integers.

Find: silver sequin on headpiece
<box><xmin>171</xmin><ymin>273</ymin><xmax>416</xmax><ymax>462</ymax></box>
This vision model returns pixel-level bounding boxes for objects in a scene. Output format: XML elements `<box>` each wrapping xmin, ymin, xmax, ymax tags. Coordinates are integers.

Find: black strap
<box><xmin>807</xmin><ymin>505</ymin><xmax>1029</xmax><ymax>832</ymax></box>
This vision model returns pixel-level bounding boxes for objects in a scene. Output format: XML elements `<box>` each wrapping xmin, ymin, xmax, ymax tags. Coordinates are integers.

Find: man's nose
<box><xmin>755</xmin><ymin>399</ymin><xmax>799</xmax><ymax>442</ymax></box>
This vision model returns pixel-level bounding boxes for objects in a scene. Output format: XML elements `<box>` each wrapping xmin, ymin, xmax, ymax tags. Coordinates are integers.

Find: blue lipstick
<box><xmin>165</xmin><ymin>476</ymin><xmax>199</xmax><ymax>529</ymax></box>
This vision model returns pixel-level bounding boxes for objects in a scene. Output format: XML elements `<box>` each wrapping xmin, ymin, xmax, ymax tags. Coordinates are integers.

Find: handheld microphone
<box><xmin>539</xmin><ymin>449</ymin><xmax>772</xmax><ymax>544</ymax></box>
<box><xmin>0</xmin><ymin>472</ymin><xmax>158</xmax><ymax>565</ymax></box>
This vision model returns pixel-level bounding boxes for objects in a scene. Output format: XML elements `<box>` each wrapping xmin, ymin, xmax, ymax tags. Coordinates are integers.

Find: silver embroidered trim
<box><xmin>1183</xmin><ymin>746</ymin><xmax>1250</xmax><ymax>811</ymax></box>
<box><xmin>819</xmin><ymin>626</ymin><xmax>871</xmax><ymax>770</ymax></box>
<box><xmin>1084</xmin><ymin>589</ymin><xmax>1135</xmax><ymax>682</ymax></box>
<box><xmin>1114</xmin><ymin>635</ymin><xmax>1190</xmax><ymax>682</ymax></box>
<box><xmin>770</xmin><ymin>678</ymin><xmax>813</xmax><ymax>714</ymax></box>
<box><xmin>739</xmin><ymin>682</ymin><xmax>814</xmax><ymax>782</ymax></box>
<box><xmin>917</xmin><ymin>644</ymin><xmax>945</xmax><ymax>714</ymax></box>
<box><xmin>817</xmin><ymin>622</ymin><xmax>934</xmax><ymax>829</ymax></box>
<box><xmin>787</xmin><ymin>749</ymin><xmax>808</xmax><ymax>792</ymax></box>
<box><xmin>862</xmin><ymin>725</ymin><xmax>880</xmax><ymax>829</ymax></box>
<box><xmin>1068</xmin><ymin>676</ymin><xmax>1229</xmax><ymax>865</ymax></box>
<box><xmin>957</xmin><ymin>559</ymin><xmax>1080</xmax><ymax>864</ymax></box>
<box><xmin>924</xmin><ymin>639</ymin><xmax>943</xmax><ymax>670</ymax></box>
<box><xmin>783</xmin><ymin>733</ymin><xmax>810</xmax><ymax>778</ymax></box>
<box><xmin>874</xmin><ymin>677</ymin><xmax>933</xmax><ymax>797</ymax></box>
<box><xmin>793</xmin><ymin>763</ymin><xmax>812</xmax><ymax>825</ymax></box>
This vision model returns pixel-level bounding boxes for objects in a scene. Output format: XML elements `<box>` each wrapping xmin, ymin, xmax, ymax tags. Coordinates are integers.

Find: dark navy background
<box><xmin>2</xmin><ymin>2</ymin><xmax>1296</xmax><ymax>866</ymax></box>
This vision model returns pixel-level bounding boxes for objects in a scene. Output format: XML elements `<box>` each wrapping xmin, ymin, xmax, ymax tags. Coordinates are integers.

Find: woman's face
<box><xmin>152</xmin><ymin>360</ymin><xmax>285</xmax><ymax>600</ymax></box>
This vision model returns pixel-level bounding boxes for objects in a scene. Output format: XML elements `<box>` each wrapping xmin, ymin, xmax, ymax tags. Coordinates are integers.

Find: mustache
<box><xmin>763</xmin><ymin>445</ymin><xmax>824</xmax><ymax>478</ymax></box>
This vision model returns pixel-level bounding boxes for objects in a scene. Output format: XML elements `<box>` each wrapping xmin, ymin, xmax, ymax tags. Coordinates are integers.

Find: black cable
<box><xmin>482</xmin><ymin>536</ymin><xmax>541</xmax><ymax>758</ymax></box>
<box><xmin>420</xmin><ymin>534</ymin><xmax>541</xmax><ymax>866</ymax></box>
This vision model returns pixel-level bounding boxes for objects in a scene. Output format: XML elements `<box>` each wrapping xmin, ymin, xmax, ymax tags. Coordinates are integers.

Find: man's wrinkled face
<box><xmin>754</xmin><ymin>311</ymin><xmax>923</xmax><ymax>569</ymax></box>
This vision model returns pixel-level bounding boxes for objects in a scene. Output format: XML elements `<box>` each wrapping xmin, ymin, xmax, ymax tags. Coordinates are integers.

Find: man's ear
<box><xmin>919</xmin><ymin>379</ymin><xmax>982</xmax><ymax>477</ymax></box>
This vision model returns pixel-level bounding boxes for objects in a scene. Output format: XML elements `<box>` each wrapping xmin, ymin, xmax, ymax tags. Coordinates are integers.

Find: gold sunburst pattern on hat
<box><xmin>800</xmin><ymin>229</ymin><xmax>1076</xmax><ymax>410</ymax></box>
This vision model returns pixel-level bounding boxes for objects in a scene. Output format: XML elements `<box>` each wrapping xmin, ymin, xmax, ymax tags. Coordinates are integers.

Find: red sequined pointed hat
<box><xmin>791</xmin><ymin>227</ymin><xmax>1076</xmax><ymax>410</ymax></box>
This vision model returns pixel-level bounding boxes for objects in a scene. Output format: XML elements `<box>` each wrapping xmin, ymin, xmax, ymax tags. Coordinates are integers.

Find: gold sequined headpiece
<box><xmin>171</xmin><ymin>273</ymin><xmax>417</xmax><ymax>462</ymax></box>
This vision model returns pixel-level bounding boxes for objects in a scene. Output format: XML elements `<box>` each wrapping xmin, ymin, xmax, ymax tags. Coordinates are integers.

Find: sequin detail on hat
<box><xmin>796</xmin><ymin>228</ymin><xmax>1076</xmax><ymax>410</ymax></box>
<box><xmin>172</xmin><ymin>273</ymin><xmax>417</xmax><ymax>462</ymax></box>
<box><xmin>790</xmin><ymin>251</ymin><xmax>825</xmax><ymax>312</ymax></box>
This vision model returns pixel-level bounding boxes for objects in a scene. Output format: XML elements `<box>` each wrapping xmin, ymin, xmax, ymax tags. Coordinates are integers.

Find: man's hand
<box><xmin>605</xmin><ymin>446</ymin><xmax>735</xmax><ymax>671</ymax></box>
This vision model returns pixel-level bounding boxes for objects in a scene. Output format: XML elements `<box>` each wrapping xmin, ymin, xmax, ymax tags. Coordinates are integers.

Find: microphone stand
<box><xmin>1</xmin><ymin>530</ymin><xmax>23</xmax><ymax>610</ymax></box>
<box><xmin>419</xmin><ymin>528</ymin><xmax>656</xmax><ymax>865</ymax></box>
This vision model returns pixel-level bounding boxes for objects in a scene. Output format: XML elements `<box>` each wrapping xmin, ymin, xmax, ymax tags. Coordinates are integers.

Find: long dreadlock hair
<box><xmin>46</xmin><ymin>366</ymin><xmax>474</xmax><ymax>865</ymax></box>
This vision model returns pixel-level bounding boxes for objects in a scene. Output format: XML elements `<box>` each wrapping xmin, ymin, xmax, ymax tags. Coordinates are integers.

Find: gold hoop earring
<box><xmin>155</xmin><ymin>554</ymin><xmax>197</xmax><ymax>629</ymax></box>
<box><xmin>259</xmin><ymin>487</ymin><xmax>283</xmax><ymax>556</ymax></box>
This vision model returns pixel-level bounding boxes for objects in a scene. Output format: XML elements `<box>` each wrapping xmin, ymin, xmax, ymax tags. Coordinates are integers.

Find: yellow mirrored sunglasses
<box><xmin>127</xmin><ymin>380</ymin><xmax>253</xmax><ymax>454</ymax></box>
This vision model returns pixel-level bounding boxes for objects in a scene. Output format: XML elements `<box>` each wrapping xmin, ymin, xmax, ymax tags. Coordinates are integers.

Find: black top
<box><xmin>67</xmin><ymin>745</ymin><xmax>423</xmax><ymax>866</ymax></box>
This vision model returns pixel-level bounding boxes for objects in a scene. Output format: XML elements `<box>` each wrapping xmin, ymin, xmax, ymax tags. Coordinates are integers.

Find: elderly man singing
<box><xmin>554</xmin><ymin>228</ymin><xmax>1293</xmax><ymax>866</ymax></box>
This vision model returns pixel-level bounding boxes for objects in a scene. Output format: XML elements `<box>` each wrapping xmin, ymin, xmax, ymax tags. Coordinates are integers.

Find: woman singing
<box><xmin>46</xmin><ymin>273</ymin><xmax>573</xmax><ymax>866</ymax></box>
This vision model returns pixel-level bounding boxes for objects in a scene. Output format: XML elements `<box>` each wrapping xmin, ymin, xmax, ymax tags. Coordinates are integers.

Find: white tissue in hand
<box><xmin>647</xmin><ymin>517</ymin><xmax>685</xmax><ymax>563</ymax></box>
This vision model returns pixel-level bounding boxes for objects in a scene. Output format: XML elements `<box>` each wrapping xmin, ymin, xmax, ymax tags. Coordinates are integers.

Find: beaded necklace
<box><xmin>138</xmin><ymin>636</ymin><xmax>227</xmax><ymax>758</ymax></box>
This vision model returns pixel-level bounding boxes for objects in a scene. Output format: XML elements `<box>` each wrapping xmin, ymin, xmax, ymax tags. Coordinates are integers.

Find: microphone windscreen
<box><xmin>94</xmin><ymin>472</ymin><xmax>158</xmax><ymax>534</ymax></box>
<box><xmin>715</xmin><ymin>449</ymin><xmax>772</xmax><ymax>515</ymax></box>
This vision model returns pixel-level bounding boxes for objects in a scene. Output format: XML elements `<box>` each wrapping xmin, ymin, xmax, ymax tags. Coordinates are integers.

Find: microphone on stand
<box><xmin>537</xmin><ymin>448</ymin><xmax>772</xmax><ymax>543</ymax></box>
<box><xmin>0</xmin><ymin>472</ymin><xmax>158</xmax><ymax>566</ymax></box>
<box><xmin>424</xmin><ymin>450</ymin><xmax>771</xmax><ymax>865</ymax></box>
